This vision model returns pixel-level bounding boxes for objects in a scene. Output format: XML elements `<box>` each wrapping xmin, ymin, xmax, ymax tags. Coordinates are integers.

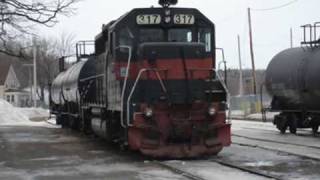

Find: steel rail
<box><xmin>154</xmin><ymin>161</ymin><xmax>207</xmax><ymax>180</ymax></box>
<box><xmin>211</xmin><ymin>159</ymin><xmax>284</xmax><ymax>180</ymax></box>
<box><xmin>233</xmin><ymin>133</ymin><xmax>320</xmax><ymax>150</ymax></box>
<box><xmin>155</xmin><ymin>160</ymin><xmax>281</xmax><ymax>180</ymax></box>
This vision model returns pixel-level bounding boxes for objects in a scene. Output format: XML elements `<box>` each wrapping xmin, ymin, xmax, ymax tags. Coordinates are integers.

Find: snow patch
<box><xmin>244</xmin><ymin>161</ymin><xmax>275</xmax><ymax>167</ymax></box>
<box><xmin>0</xmin><ymin>99</ymin><xmax>56</xmax><ymax>128</ymax></box>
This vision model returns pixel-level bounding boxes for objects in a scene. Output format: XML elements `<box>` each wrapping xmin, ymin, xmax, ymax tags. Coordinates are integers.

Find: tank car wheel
<box><xmin>279</xmin><ymin>125</ymin><xmax>287</xmax><ymax>134</ymax></box>
<box><xmin>312</xmin><ymin>125</ymin><xmax>319</xmax><ymax>136</ymax></box>
<box><xmin>289</xmin><ymin>126</ymin><xmax>297</xmax><ymax>134</ymax></box>
<box><xmin>289</xmin><ymin>117</ymin><xmax>297</xmax><ymax>134</ymax></box>
<box><xmin>275</xmin><ymin>115</ymin><xmax>288</xmax><ymax>134</ymax></box>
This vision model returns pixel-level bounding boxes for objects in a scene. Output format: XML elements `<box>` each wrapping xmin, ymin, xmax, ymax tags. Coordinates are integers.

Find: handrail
<box><xmin>188</xmin><ymin>68</ymin><xmax>231</xmax><ymax>123</ymax></box>
<box><xmin>216</xmin><ymin>47</ymin><xmax>228</xmax><ymax>86</ymax></box>
<box><xmin>79</xmin><ymin>74</ymin><xmax>104</xmax><ymax>82</ymax></box>
<box><xmin>118</xmin><ymin>46</ymin><xmax>132</xmax><ymax>128</ymax></box>
<box><xmin>126</xmin><ymin>68</ymin><xmax>168</xmax><ymax>127</ymax></box>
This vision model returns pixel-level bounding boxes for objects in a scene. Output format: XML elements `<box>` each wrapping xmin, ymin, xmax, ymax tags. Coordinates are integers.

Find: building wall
<box><xmin>0</xmin><ymin>85</ymin><xmax>4</xmax><ymax>99</ymax></box>
<box><xmin>4</xmin><ymin>92</ymin><xmax>31</xmax><ymax>107</ymax></box>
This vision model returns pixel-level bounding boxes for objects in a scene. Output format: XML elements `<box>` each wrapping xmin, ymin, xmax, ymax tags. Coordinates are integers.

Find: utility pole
<box><xmin>248</xmin><ymin>7</ymin><xmax>257</xmax><ymax>95</ymax></box>
<box><xmin>33</xmin><ymin>37</ymin><xmax>37</xmax><ymax>107</ymax></box>
<box><xmin>237</xmin><ymin>35</ymin><xmax>244</xmax><ymax>96</ymax></box>
<box><xmin>290</xmin><ymin>28</ymin><xmax>293</xmax><ymax>48</ymax></box>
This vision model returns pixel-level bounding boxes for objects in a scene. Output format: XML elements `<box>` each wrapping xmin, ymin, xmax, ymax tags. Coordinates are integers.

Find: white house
<box><xmin>0</xmin><ymin>61</ymin><xmax>31</xmax><ymax>107</ymax></box>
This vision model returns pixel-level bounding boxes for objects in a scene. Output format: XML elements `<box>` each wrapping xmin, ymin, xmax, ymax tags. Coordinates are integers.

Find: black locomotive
<box><xmin>266</xmin><ymin>23</ymin><xmax>320</xmax><ymax>134</ymax></box>
<box><xmin>50</xmin><ymin>0</ymin><xmax>231</xmax><ymax>158</ymax></box>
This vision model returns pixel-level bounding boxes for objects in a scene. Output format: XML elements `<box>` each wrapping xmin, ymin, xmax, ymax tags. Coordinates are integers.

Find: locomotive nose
<box><xmin>138</xmin><ymin>42</ymin><xmax>208</xmax><ymax>104</ymax></box>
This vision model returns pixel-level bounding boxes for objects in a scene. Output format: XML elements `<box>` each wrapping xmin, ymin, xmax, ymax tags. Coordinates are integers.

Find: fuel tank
<box><xmin>51</xmin><ymin>58</ymin><xmax>96</xmax><ymax>105</ymax></box>
<box><xmin>266</xmin><ymin>47</ymin><xmax>320</xmax><ymax>110</ymax></box>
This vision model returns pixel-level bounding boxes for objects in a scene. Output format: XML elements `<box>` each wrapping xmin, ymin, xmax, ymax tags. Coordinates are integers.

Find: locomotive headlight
<box><xmin>208</xmin><ymin>107</ymin><xmax>216</xmax><ymax>116</ymax></box>
<box><xmin>145</xmin><ymin>107</ymin><xmax>153</xmax><ymax>118</ymax></box>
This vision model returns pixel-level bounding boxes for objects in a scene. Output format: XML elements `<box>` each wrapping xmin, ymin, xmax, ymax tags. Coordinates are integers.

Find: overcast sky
<box><xmin>40</xmin><ymin>0</ymin><xmax>320</xmax><ymax>69</ymax></box>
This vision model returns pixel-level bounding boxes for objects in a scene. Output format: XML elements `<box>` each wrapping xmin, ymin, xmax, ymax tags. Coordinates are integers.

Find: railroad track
<box><xmin>233</xmin><ymin>133</ymin><xmax>320</xmax><ymax>150</ymax></box>
<box><xmin>154</xmin><ymin>161</ymin><xmax>207</xmax><ymax>180</ymax></box>
<box><xmin>241</xmin><ymin>126</ymin><xmax>318</xmax><ymax>136</ymax></box>
<box><xmin>233</xmin><ymin>134</ymin><xmax>320</xmax><ymax>162</ymax></box>
<box><xmin>154</xmin><ymin>160</ymin><xmax>283</xmax><ymax>180</ymax></box>
<box><xmin>211</xmin><ymin>158</ymin><xmax>283</xmax><ymax>180</ymax></box>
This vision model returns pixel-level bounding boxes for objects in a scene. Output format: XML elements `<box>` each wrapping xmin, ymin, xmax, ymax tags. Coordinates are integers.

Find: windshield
<box><xmin>136</xmin><ymin>28</ymin><xmax>212</xmax><ymax>53</ymax></box>
<box><xmin>168</xmin><ymin>29</ymin><xmax>192</xmax><ymax>42</ymax></box>
<box><xmin>139</xmin><ymin>29</ymin><xmax>164</xmax><ymax>42</ymax></box>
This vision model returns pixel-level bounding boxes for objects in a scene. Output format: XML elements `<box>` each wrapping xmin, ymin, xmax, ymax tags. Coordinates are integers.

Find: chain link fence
<box><xmin>229</xmin><ymin>94</ymin><xmax>272</xmax><ymax>119</ymax></box>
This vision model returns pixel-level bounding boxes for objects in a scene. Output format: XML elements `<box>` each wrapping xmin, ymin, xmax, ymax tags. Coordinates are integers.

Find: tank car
<box><xmin>50</xmin><ymin>0</ymin><xmax>231</xmax><ymax>158</ymax></box>
<box><xmin>266</xmin><ymin>23</ymin><xmax>320</xmax><ymax>134</ymax></box>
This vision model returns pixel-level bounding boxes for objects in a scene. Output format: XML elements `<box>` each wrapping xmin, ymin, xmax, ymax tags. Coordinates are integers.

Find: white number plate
<box><xmin>173</xmin><ymin>14</ymin><xmax>195</xmax><ymax>25</ymax></box>
<box><xmin>136</xmin><ymin>14</ymin><xmax>161</xmax><ymax>25</ymax></box>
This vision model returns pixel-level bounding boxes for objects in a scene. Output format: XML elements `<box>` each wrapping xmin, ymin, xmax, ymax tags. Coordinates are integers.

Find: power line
<box><xmin>251</xmin><ymin>0</ymin><xmax>299</xmax><ymax>11</ymax></box>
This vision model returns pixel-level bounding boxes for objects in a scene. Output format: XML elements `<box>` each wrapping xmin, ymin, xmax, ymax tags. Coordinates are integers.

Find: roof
<box><xmin>0</xmin><ymin>56</ymin><xmax>31</xmax><ymax>87</ymax></box>
<box><xmin>11</xmin><ymin>63</ymin><xmax>30</xmax><ymax>88</ymax></box>
<box><xmin>0</xmin><ymin>59</ymin><xmax>12</xmax><ymax>85</ymax></box>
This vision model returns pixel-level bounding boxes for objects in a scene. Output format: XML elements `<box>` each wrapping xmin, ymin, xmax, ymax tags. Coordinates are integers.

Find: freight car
<box><xmin>50</xmin><ymin>0</ymin><xmax>231</xmax><ymax>158</ymax></box>
<box><xmin>266</xmin><ymin>23</ymin><xmax>320</xmax><ymax>134</ymax></box>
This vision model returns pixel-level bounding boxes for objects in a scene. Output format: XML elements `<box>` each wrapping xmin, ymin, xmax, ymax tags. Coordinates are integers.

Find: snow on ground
<box><xmin>229</xmin><ymin>110</ymin><xmax>279</xmax><ymax>122</ymax></box>
<box><xmin>231</xmin><ymin>120</ymin><xmax>276</xmax><ymax>131</ymax></box>
<box><xmin>0</xmin><ymin>157</ymin><xmax>184</xmax><ymax>180</ymax></box>
<box><xmin>231</xmin><ymin>119</ymin><xmax>320</xmax><ymax>160</ymax></box>
<box><xmin>0</xmin><ymin>99</ymin><xmax>56</xmax><ymax>128</ymax></box>
<box><xmin>18</xmin><ymin>108</ymin><xmax>49</xmax><ymax>121</ymax></box>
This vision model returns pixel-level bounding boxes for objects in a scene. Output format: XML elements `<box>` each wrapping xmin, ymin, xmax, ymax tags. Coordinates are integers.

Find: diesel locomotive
<box><xmin>50</xmin><ymin>0</ymin><xmax>231</xmax><ymax>158</ymax></box>
<box><xmin>266</xmin><ymin>23</ymin><xmax>320</xmax><ymax>135</ymax></box>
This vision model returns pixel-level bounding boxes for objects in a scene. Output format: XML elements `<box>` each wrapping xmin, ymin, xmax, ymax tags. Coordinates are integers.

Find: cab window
<box><xmin>139</xmin><ymin>29</ymin><xmax>164</xmax><ymax>42</ymax></box>
<box><xmin>198</xmin><ymin>28</ymin><xmax>212</xmax><ymax>52</ymax></box>
<box><xmin>119</xmin><ymin>27</ymin><xmax>134</xmax><ymax>52</ymax></box>
<box><xmin>168</xmin><ymin>29</ymin><xmax>192</xmax><ymax>42</ymax></box>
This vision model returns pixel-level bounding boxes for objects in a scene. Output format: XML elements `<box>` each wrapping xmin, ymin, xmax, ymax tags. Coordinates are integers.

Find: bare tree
<box><xmin>0</xmin><ymin>0</ymin><xmax>79</xmax><ymax>57</ymax></box>
<box><xmin>35</xmin><ymin>32</ymin><xmax>75</xmax><ymax>103</ymax></box>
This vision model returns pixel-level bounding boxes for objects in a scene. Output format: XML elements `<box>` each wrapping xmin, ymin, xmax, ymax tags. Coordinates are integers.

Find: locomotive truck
<box><xmin>50</xmin><ymin>0</ymin><xmax>231</xmax><ymax>158</ymax></box>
